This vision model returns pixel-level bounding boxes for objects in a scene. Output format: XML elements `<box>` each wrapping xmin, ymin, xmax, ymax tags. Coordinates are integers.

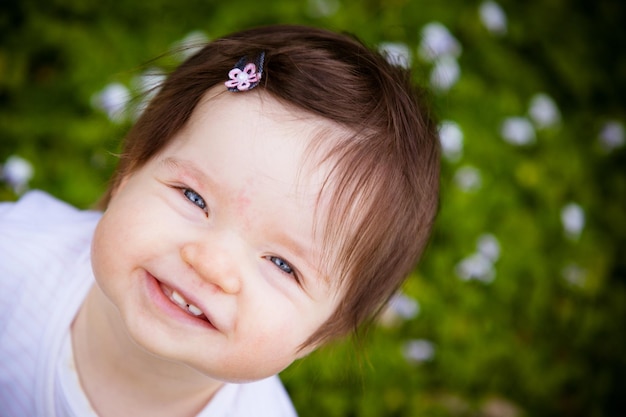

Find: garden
<box><xmin>1</xmin><ymin>0</ymin><xmax>624</xmax><ymax>416</ymax></box>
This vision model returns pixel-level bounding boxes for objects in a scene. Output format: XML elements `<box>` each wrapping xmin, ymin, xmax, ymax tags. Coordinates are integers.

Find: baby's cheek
<box><xmin>90</xmin><ymin>223</ymin><xmax>112</xmax><ymax>284</ymax></box>
<box><xmin>91</xmin><ymin>212</ymin><xmax>126</xmax><ymax>279</ymax></box>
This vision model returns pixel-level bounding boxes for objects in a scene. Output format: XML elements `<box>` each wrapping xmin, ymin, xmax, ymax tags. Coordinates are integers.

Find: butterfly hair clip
<box><xmin>224</xmin><ymin>52</ymin><xmax>265</xmax><ymax>92</ymax></box>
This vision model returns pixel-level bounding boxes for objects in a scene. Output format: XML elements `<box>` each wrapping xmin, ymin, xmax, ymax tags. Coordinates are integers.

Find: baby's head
<box><xmin>100</xmin><ymin>25</ymin><xmax>439</xmax><ymax>352</ymax></box>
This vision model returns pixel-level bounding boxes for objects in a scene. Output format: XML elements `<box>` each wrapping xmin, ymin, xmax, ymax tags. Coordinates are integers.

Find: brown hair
<box><xmin>100</xmin><ymin>25</ymin><xmax>440</xmax><ymax>348</ymax></box>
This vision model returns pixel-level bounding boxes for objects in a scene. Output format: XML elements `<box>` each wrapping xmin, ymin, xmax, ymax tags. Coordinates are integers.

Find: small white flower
<box><xmin>456</xmin><ymin>252</ymin><xmax>495</xmax><ymax>283</ymax></box>
<box><xmin>454</xmin><ymin>165</ymin><xmax>482</xmax><ymax>192</ymax></box>
<box><xmin>2</xmin><ymin>155</ymin><xmax>34</xmax><ymax>194</ymax></box>
<box><xmin>419</xmin><ymin>22</ymin><xmax>462</xmax><ymax>62</ymax></box>
<box><xmin>479</xmin><ymin>1</ymin><xmax>508</xmax><ymax>35</ymax></box>
<box><xmin>439</xmin><ymin>120</ymin><xmax>464</xmax><ymax>162</ymax></box>
<box><xmin>379</xmin><ymin>42</ymin><xmax>412</xmax><ymax>69</ymax></box>
<box><xmin>598</xmin><ymin>121</ymin><xmax>625</xmax><ymax>152</ymax></box>
<box><xmin>501</xmin><ymin>116</ymin><xmax>536</xmax><ymax>145</ymax></box>
<box><xmin>307</xmin><ymin>0</ymin><xmax>339</xmax><ymax>17</ymax></box>
<box><xmin>403</xmin><ymin>339</ymin><xmax>435</xmax><ymax>363</ymax></box>
<box><xmin>174</xmin><ymin>31</ymin><xmax>209</xmax><ymax>60</ymax></box>
<box><xmin>528</xmin><ymin>93</ymin><xmax>561</xmax><ymax>129</ymax></box>
<box><xmin>430</xmin><ymin>55</ymin><xmax>461</xmax><ymax>91</ymax></box>
<box><xmin>389</xmin><ymin>293</ymin><xmax>420</xmax><ymax>320</ymax></box>
<box><xmin>130</xmin><ymin>69</ymin><xmax>166</xmax><ymax>119</ymax></box>
<box><xmin>134</xmin><ymin>69</ymin><xmax>165</xmax><ymax>94</ymax></box>
<box><xmin>91</xmin><ymin>82</ymin><xmax>130</xmax><ymax>123</ymax></box>
<box><xmin>561</xmin><ymin>203</ymin><xmax>585</xmax><ymax>240</ymax></box>
<box><xmin>477</xmin><ymin>234</ymin><xmax>500</xmax><ymax>262</ymax></box>
<box><xmin>379</xmin><ymin>292</ymin><xmax>420</xmax><ymax>327</ymax></box>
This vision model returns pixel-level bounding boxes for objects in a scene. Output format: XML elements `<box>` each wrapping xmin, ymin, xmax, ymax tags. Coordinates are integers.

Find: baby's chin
<box><xmin>184</xmin><ymin>347</ymin><xmax>301</xmax><ymax>384</ymax></box>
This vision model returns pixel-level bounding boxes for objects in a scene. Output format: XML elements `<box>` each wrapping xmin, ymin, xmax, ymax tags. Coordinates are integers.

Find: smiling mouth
<box><xmin>158</xmin><ymin>282</ymin><xmax>211</xmax><ymax>324</ymax></box>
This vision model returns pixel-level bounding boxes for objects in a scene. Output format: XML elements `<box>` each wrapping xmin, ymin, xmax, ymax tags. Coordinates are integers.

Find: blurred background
<box><xmin>1</xmin><ymin>0</ymin><xmax>624</xmax><ymax>416</ymax></box>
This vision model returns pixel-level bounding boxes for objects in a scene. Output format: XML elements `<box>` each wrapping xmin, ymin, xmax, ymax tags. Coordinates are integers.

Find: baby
<box><xmin>0</xmin><ymin>25</ymin><xmax>440</xmax><ymax>416</ymax></box>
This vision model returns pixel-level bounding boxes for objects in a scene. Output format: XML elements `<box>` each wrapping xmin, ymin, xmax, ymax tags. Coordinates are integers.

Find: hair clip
<box><xmin>225</xmin><ymin>52</ymin><xmax>265</xmax><ymax>92</ymax></box>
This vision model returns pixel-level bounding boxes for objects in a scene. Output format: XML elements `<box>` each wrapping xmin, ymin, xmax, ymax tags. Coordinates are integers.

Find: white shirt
<box><xmin>0</xmin><ymin>191</ymin><xmax>297</xmax><ymax>417</ymax></box>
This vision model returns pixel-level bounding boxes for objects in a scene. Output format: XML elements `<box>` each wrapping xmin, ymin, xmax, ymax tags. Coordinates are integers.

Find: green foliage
<box><xmin>1</xmin><ymin>0</ymin><xmax>624</xmax><ymax>416</ymax></box>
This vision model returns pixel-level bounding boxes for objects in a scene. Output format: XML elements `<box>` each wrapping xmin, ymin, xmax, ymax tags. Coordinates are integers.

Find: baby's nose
<box><xmin>180</xmin><ymin>238</ymin><xmax>242</xmax><ymax>295</ymax></box>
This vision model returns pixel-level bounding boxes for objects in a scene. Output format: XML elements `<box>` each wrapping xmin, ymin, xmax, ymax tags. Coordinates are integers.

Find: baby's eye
<box><xmin>182</xmin><ymin>188</ymin><xmax>207</xmax><ymax>212</ymax></box>
<box><xmin>267</xmin><ymin>256</ymin><xmax>294</xmax><ymax>275</ymax></box>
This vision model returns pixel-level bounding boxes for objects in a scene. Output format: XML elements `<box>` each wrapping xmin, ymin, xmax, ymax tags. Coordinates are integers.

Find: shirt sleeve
<box><xmin>0</xmin><ymin>191</ymin><xmax>100</xmax><ymax>327</ymax></box>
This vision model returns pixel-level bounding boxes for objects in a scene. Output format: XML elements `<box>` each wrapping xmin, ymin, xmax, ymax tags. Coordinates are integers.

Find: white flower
<box><xmin>456</xmin><ymin>234</ymin><xmax>500</xmax><ymax>284</ymax></box>
<box><xmin>501</xmin><ymin>116</ymin><xmax>536</xmax><ymax>145</ymax></box>
<box><xmin>307</xmin><ymin>0</ymin><xmax>339</xmax><ymax>17</ymax></box>
<box><xmin>479</xmin><ymin>1</ymin><xmax>508</xmax><ymax>35</ymax></box>
<box><xmin>439</xmin><ymin>120</ymin><xmax>464</xmax><ymax>161</ymax></box>
<box><xmin>419</xmin><ymin>22</ymin><xmax>462</xmax><ymax>62</ymax></box>
<box><xmin>379</xmin><ymin>42</ymin><xmax>412</xmax><ymax>69</ymax></box>
<box><xmin>134</xmin><ymin>68</ymin><xmax>165</xmax><ymax>94</ymax></box>
<box><xmin>379</xmin><ymin>292</ymin><xmax>420</xmax><ymax>327</ymax></box>
<box><xmin>454</xmin><ymin>165</ymin><xmax>482</xmax><ymax>192</ymax></box>
<box><xmin>389</xmin><ymin>293</ymin><xmax>420</xmax><ymax>320</ymax></box>
<box><xmin>173</xmin><ymin>31</ymin><xmax>209</xmax><ymax>60</ymax></box>
<box><xmin>91</xmin><ymin>82</ymin><xmax>130</xmax><ymax>123</ymax></box>
<box><xmin>418</xmin><ymin>22</ymin><xmax>462</xmax><ymax>93</ymax></box>
<box><xmin>2</xmin><ymin>155</ymin><xmax>34</xmax><ymax>194</ymax></box>
<box><xmin>430</xmin><ymin>55</ymin><xmax>461</xmax><ymax>91</ymax></box>
<box><xmin>598</xmin><ymin>121</ymin><xmax>625</xmax><ymax>152</ymax></box>
<box><xmin>528</xmin><ymin>93</ymin><xmax>561</xmax><ymax>129</ymax></box>
<box><xmin>131</xmin><ymin>69</ymin><xmax>166</xmax><ymax>119</ymax></box>
<box><xmin>456</xmin><ymin>252</ymin><xmax>495</xmax><ymax>283</ymax></box>
<box><xmin>477</xmin><ymin>233</ymin><xmax>500</xmax><ymax>262</ymax></box>
<box><xmin>403</xmin><ymin>339</ymin><xmax>435</xmax><ymax>363</ymax></box>
<box><xmin>561</xmin><ymin>203</ymin><xmax>585</xmax><ymax>240</ymax></box>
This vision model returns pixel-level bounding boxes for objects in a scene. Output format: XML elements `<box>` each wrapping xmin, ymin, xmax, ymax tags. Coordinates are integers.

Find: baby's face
<box><xmin>91</xmin><ymin>89</ymin><xmax>343</xmax><ymax>381</ymax></box>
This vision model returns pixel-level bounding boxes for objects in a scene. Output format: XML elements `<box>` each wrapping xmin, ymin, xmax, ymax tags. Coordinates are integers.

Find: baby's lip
<box><xmin>155</xmin><ymin>277</ymin><xmax>219</xmax><ymax>331</ymax></box>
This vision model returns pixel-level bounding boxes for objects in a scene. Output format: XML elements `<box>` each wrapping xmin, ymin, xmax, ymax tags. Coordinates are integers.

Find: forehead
<box><xmin>185</xmin><ymin>88</ymin><xmax>335</xmax><ymax>176</ymax></box>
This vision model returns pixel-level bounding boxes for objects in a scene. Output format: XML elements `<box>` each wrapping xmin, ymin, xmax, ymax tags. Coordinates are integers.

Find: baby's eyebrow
<box><xmin>274</xmin><ymin>230</ymin><xmax>316</xmax><ymax>276</ymax></box>
<box><xmin>159</xmin><ymin>157</ymin><xmax>218</xmax><ymax>191</ymax></box>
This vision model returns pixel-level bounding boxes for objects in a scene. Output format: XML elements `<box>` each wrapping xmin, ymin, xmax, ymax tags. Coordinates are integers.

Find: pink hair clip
<box><xmin>225</xmin><ymin>52</ymin><xmax>265</xmax><ymax>92</ymax></box>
